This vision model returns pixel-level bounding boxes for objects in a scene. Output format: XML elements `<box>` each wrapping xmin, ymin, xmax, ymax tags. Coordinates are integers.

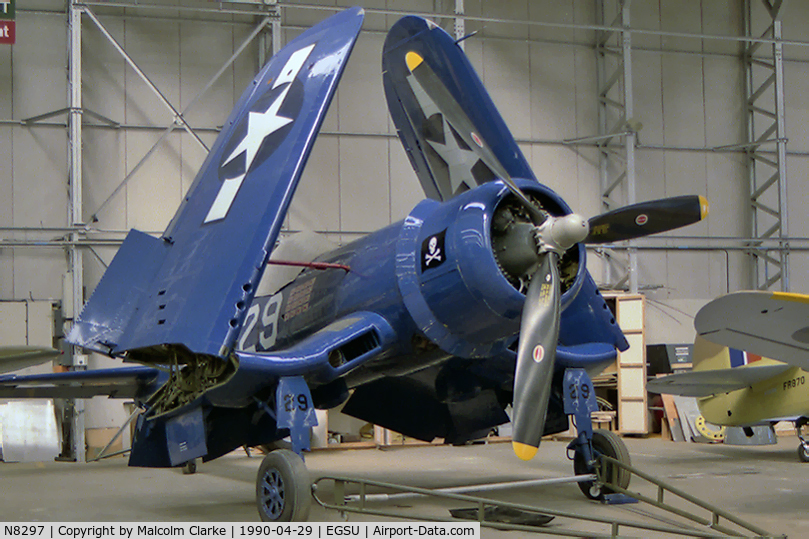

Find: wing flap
<box><xmin>647</xmin><ymin>363</ymin><xmax>792</xmax><ymax>397</ymax></box>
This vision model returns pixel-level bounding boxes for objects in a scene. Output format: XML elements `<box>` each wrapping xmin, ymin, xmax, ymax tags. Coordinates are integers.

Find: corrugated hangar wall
<box><xmin>1</xmin><ymin>0</ymin><xmax>808</xmax><ymax>432</ymax></box>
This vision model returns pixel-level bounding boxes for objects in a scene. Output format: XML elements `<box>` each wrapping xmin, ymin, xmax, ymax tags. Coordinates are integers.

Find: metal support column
<box><xmin>258</xmin><ymin>1</ymin><xmax>281</xmax><ymax>67</ymax></box>
<box><xmin>454</xmin><ymin>0</ymin><xmax>465</xmax><ymax>50</ymax></box>
<box><xmin>595</xmin><ymin>0</ymin><xmax>638</xmax><ymax>292</ymax></box>
<box><xmin>744</xmin><ymin>0</ymin><xmax>790</xmax><ymax>291</ymax></box>
<box><xmin>67</xmin><ymin>0</ymin><xmax>86</xmax><ymax>463</ymax></box>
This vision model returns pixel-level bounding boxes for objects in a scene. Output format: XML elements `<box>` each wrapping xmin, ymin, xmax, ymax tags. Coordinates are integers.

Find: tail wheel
<box><xmin>573</xmin><ymin>429</ymin><xmax>631</xmax><ymax>500</ymax></box>
<box><xmin>256</xmin><ymin>449</ymin><xmax>311</xmax><ymax>522</ymax></box>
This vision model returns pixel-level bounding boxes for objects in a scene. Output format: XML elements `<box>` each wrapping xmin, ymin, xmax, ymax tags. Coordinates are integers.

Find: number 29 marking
<box><xmin>283</xmin><ymin>393</ymin><xmax>309</xmax><ymax>412</ymax></box>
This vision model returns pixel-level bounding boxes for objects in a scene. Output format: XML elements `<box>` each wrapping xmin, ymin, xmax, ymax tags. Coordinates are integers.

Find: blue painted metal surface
<box><xmin>165</xmin><ymin>406</ymin><xmax>207</xmax><ymax>466</ymax></box>
<box><xmin>275</xmin><ymin>376</ymin><xmax>318</xmax><ymax>455</ymax></box>
<box><xmin>564</xmin><ymin>368</ymin><xmax>599</xmax><ymax>467</ymax></box>
<box><xmin>383</xmin><ymin>16</ymin><xmax>536</xmax><ymax>201</ymax></box>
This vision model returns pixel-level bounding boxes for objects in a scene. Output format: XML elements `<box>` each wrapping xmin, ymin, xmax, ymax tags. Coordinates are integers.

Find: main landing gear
<box><xmin>256</xmin><ymin>376</ymin><xmax>318</xmax><ymax>522</ymax></box>
<box><xmin>563</xmin><ymin>369</ymin><xmax>631</xmax><ymax>500</ymax></box>
<box><xmin>796</xmin><ymin>417</ymin><xmax>809</xmax><ymax>463</ymax></box>
<box><xmin>256</xmin><ymin>449</ymin><xmax>312</xmax><ymax>522</ymax></box>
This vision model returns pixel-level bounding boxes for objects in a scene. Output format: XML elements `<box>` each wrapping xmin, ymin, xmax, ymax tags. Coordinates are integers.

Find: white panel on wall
<box><xmin>288</xmin><ymin>136</ymin><xmax>341</xmax><ymax>232</ymax></box>
<box><xmin>124</xmin><ymin>131</ymin><xmax>184</xmax><ymax>232</ymax></box>
<box><xmin>483</xmin><ymin>40</ymin><xmax>531</xmax><ymax>141</ymax></box>
<box><xmin>82</xmin><ymin>16</ymin><xmax>126</xmax><ymax>123</ymax></box>
<box><xmin>645</xmin><ymin>298</ymin><xmax>708</xmax><ymax>345</ymax></box>
<box><xmin>785</xmin><ymin>62</ymin><xmax>809</xmax><ymax>154</ymax></box>
<box><xmin>12</xmin><ymin>252</ymin><xmax>65</xmax><ymax>301</ymax></box>
<box><xmin>0</xmin><ymin>302</ymin><xmax>27</xmax><ymax>345</ymax></box>
<box><xmin>83</xmin><ymin>130</ymin><xmax>128</xmax><ymax>230</ymax></box>
<box><xmin>700</xmin><ymin>1</ymin><xmax>743</xmax><ymax>56</ymax></box>
<box><xmin>659</xmin><ymin>0</ymin><xmax>704</xmax><ymax>53</ymax></box>
<box><xmin>530</xmin><ymin>42</ymin><xmax>577</xmax><ymax>142</ymax></box>
<box><xmin>12</xmin><ymin>129</ymin><xmax>67</xmax><ymax>228</ymax></box>
<box><xmin>389</xmin><ymin>137</ymin><xmax>427</xmax><ymax>223</ymax></box>
<box><xmin>633</xmin><ymin>52</ymin><xmax>665</xmax><ymax>148</ymax></box>
<box><xmin>337</xmin><ymin>32</ymin><xmax>388</xmax><ymax>135</ymax></box>
<box><xmin>627</xmin><ymin>1</ymin><xmax>661</xmax><ymax>51</ymax></box>
<box><xmin>11</xmin><ymin>14</ymin><xmax>67</xmax><ymax>118</ymax></box>
<box><xmin>339</xmin><ymin>137</ymin><xmax>389</xmax><ymax>234</ymax></box>
<box><xmin>123</xmin><ymin>18</ymin><xmax>180</xmax><ymax>128</ymax></box>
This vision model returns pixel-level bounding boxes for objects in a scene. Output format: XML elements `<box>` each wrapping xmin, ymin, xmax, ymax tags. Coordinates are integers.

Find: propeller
<box><xmin>402</xmin><ymin>46</ymin><xmax>710</xmax><ymax>460</ymax></box>
<box><xmin>585</xmin><ymin>195</ymin><xmax>709</xmax><ymax>244</ymax></box>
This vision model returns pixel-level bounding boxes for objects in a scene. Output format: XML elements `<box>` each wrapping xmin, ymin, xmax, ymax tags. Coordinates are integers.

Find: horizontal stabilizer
<box><xmin>0</xmin><ymin>366</ymin><xmax>162</xmax><ymax>399</ymax></box>
<box><xmin>696</xmin><ymin>291</ymin><xmax>809</xmax><ymax>371</ymax></box>
<box><xmin>647</xmin><ymin>363</ymin><xmax>792</xmax><ymax>397</ymax></box>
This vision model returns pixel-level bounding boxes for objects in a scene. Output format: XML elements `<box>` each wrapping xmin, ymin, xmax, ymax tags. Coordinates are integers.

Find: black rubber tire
<box><xmin>798</xmin><ymin>444</ymin><xmax>809</xmax><ymax>463</ymax></box>
<box><xmin>182</xmin><ymin>459</ymin><xmax>197</xmax><ymax>475</ymax></box>
<box><xmin>256</xmin><ymin>449</ymin><xmax>311</xmax><ymax>522</ymax></box>
<box><xmin>573</xmin><ymin>429</ymin><xmax>631</xmax><ymax>500</ymax></box>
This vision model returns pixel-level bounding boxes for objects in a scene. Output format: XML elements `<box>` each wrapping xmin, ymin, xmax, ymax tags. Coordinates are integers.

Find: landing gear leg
<box><xmin>796</xmin><ymin>417</ymin><xmax>809</xmax><ymax>463</ymax></box>
<box><xmin>563</xmin><ymin>369</ymin><xmax>631</xmax><ymax>500</ymax></box>
<box><xmin>255</xmin><ymin>376</ymin><xmax>318</xmax><ymax>521</ymax></box>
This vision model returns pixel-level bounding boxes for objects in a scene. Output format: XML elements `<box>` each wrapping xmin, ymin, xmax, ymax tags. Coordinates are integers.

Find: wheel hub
<box><xmin>260</xmin><ymin>469</ymin><xmax>286</xmax><ymax>519</ymax></box>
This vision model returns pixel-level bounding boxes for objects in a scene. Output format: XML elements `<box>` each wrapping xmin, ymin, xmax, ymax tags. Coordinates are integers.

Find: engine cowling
<box><xmin>395</xmin><ymin>180</ymin><xmax>586</xmax><ymax>359</ymax></box>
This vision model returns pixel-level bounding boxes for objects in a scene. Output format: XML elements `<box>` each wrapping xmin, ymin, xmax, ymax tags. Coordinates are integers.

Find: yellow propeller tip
<box><xmin>699</xmin><ymin>195</ymin><xmax>709</xmax><ymax>219</ymax></box>
<box><xmin>405</xmin><ymin>51</ymin><xmax>423</xmax><ymax>72</ymax></box>
<box><xmin>512</xmin><ymin>441</ymin><xmax>538</xmax><ymax>461</ymax></box>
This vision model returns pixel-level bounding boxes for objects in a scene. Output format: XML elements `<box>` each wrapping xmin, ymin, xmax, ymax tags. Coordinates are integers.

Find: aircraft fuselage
<box><xmin>699</xmin><ymin>365</ymin><xmax>809</xmax><ymax>426</ymax></box>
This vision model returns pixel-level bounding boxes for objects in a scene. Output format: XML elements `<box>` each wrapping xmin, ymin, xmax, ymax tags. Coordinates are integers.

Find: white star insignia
<box><xmin>427</xmin><ymin>119</ymin><xmax>479</xmax><ymax>195</ymax></box>
<box><xmin>222</xmin><ymin>88</ymin><xmax>294</xmax><ymax>173</ymax></box>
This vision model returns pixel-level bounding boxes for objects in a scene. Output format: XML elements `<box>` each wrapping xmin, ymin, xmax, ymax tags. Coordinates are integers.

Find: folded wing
<box><xmin>69</xmin><ymin>8</ymin><xmax>365</xmax><ymax>359</ymax></box>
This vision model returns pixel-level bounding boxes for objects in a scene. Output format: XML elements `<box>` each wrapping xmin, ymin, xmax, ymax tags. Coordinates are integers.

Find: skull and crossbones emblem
<box><xmin>421</xmin><ymin>231</ymin><xmax>447</xmax><ymax>272</ymax></box>
<box><xmin>425</xmin><ymin>236</ymin><xmax>442</xmax><ymax>266</ymax></box>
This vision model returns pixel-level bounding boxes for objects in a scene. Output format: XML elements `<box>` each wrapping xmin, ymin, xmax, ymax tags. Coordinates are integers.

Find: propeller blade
<box><xmin>405</xmin><ymin>52</ymin><xmax>546</xmax><ymax>224</ymax></box>
<box><xmin>585</xmin><ymin>195</ymin><xmax>708</xmax><ymax>244</ymax></box>
<box><xmin>511</xmin><ymin>252</ymin><xmax>561</xmax><ymax>461</ymax></box>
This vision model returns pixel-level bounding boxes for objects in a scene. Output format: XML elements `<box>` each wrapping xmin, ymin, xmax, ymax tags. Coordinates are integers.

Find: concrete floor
<box><xmin>1</xmin><ymin>435</ymin><xmax>806</xmax><ymax>537</ymax></box>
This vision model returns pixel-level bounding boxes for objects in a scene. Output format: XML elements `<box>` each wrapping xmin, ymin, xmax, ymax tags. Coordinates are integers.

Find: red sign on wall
<box><xmin>0</xmin><ymin>20</ymin><xmax>13</xmax><ymax>44</ymax></box>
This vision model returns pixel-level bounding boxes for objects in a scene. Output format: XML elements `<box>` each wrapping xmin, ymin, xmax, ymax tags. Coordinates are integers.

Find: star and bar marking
<box><xmin>204</xmin><ymin>44</ymin><xmax>315</xmax><ymax>224</ymax></box>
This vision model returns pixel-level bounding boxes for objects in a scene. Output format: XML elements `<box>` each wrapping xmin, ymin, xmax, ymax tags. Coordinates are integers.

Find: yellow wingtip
<box><xmin>771</xmin><ymin>291</ymin><xmax>809</xmax><ymax>304</ymax></box>
<box><xmin>512</xmin><ymin>441</ymin><xmax>538</xmax><ymax>461</ymax></box>
<box><xmin>405</xmin><ymin>51</ymin><xmax>423</xmax><ymax>72</ymax></box>
<box><xmin>699</xmin><ymin>195</ymin><xmax>709</xmax><ymax>220</ymax></box>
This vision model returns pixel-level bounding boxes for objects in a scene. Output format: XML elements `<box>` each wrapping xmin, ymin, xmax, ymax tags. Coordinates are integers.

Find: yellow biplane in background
<box><xmin>648</xmin><ymin>291</ymin><xmax>809</xmax><ymax>461</ymax></box>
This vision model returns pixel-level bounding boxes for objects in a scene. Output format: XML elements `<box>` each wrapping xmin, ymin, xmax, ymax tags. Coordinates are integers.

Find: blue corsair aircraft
<box><xmin>0</xmin><ymin>8</ymin><xmax>708</xmax><ymax>521</ymax></box>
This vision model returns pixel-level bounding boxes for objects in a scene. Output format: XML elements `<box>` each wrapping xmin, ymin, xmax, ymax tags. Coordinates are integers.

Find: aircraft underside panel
<box><xmin>128</xmin><ymin>401</ymin><xmax>284</xmax><ymax>467</ymax></box>
<box><xmin>341</xmin><ymin>375</ymin><xmax>509</xmax><ymax>444</ymax></box>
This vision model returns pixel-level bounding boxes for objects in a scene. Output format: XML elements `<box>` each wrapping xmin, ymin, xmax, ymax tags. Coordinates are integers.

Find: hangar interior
<box><xmin>1</xmin><ymin>0</ymin><xmax>807</xmax><ymax>461</ymax></box>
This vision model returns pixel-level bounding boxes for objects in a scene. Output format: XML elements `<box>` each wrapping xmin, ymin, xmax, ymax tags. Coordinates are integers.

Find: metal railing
<box><xmin>312</xmin><ymin>471</ymin><xmax>764</xmax><ymax>537</ymax></box>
